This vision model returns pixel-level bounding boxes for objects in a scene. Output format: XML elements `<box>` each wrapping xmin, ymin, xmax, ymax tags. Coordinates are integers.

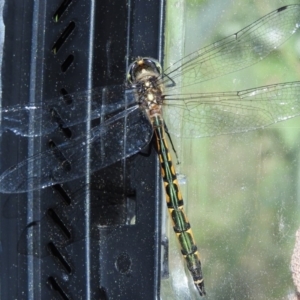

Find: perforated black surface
<box><xmin>0</xmin><ymin>0</ymin><xmax>164</xmax><ymax>299</ymax></box>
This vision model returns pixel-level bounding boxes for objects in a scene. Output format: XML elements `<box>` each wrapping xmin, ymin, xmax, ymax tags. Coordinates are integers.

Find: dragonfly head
<box><xmin>127</xmin><ymin>57</ymin><xmax>164</xmax><ymax>115</ymax></box>
<box><xmin>127</xmin><ymin>57</ymin><xmax>162</xmax><ymax>84</ymax></box>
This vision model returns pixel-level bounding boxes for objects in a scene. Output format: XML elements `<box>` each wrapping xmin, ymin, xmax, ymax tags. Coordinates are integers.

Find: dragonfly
<box><xmin>1</xmin><ymin>4</ymin><xmax>300</xmax><ymax>297</ymax></box>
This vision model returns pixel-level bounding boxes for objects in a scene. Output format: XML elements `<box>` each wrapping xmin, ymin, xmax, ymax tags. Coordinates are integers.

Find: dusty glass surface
<box><xmin>163</xmin><ymin>0</ymin><xmax>300</xmax><ymax>299</ymax></box>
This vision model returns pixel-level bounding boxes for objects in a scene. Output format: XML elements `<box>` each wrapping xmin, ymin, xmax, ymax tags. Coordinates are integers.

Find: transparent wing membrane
<box><xmin>1</xmin><ymin>7</ymin><xmax>300</xmax><ymax>297</ymax></box>
<box><xmin>163</xmin><ymin>5</ymin><xmax>300</xmax><ymax>90</ymax></box>
<box><xmin>0</xmin><ymin>85</ymin><xmax>134</xmax><ymax>137</ymax></box>
<box><xmin>1</xmin><ymin>5</ymin><xmax>300</xmax><ymax>193</ymax></box>
<box><xmin>165</xmin><ymin>82</ymin><xmax>300</xmax><ymax>138</ymax></box>
<box><xmin>0</xmin><ymin>106</ymin><xmax>152</xmax><ymax>193</ymax></box>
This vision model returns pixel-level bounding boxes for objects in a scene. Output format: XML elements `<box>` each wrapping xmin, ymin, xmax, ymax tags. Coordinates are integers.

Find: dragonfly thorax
<box><xmin>127</xmin><ymin>57</ymin><xmax>164</xmax><ymax>116</ymax></box>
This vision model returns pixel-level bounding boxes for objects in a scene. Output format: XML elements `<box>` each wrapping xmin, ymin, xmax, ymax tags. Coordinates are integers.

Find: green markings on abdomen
<box><xmin>151</xmin><ymin>114</ymin><xmax>206</xmax><ymax>296</ymax></box>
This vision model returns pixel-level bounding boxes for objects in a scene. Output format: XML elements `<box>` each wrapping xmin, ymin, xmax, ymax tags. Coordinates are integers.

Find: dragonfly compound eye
<box><xmin>127</xmin><ymin>57</ymin><xmax>162</xmax><ymax>84</ymax></box>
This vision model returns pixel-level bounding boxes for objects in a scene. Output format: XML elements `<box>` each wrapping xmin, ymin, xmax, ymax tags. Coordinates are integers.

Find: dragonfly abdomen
<box><xmin>152</xmin><ymin>114</ymin><xmax>206</xmax><ymax>296</ymax></box>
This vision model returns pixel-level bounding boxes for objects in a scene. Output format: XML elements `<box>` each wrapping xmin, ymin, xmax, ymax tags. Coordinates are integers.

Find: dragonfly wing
<box><xmin>1</xmin><ymin>85</ymin><xmax>136</xmax><ymax>137</ymax></box>
<box><xmin>164</xmin><ymin>5</ymin><xmax>300</xmax><ymax>90</ymax></box>
<box><xmin>165</xmin><ymin>82</ymin><xmax>300</xmax><ymax>138</ymax></box>
<box><xmin>0</xmin><ymin>105</ymin><xmax>153</xmax><ymax>193</ymax></box>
